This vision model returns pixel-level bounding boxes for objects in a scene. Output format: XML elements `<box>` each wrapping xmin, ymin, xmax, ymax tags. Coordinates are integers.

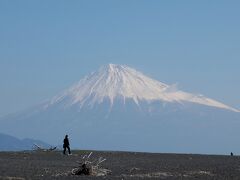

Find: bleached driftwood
<box><xmin>71</xmin><ymin>152</ymin><xmax>111</xmax><ymax>176</ymax></box>
<box><xmin>33</xmin><ymin>144</ymin><xmax>57</xmax><ymax>152</ymax></box>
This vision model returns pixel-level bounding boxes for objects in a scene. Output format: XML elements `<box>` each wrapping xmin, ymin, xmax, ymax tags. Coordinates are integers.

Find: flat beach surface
<box><xmin>0</xmin><ymin>150</ymin><xmax>240</xmax><ymax>179</ymax></box>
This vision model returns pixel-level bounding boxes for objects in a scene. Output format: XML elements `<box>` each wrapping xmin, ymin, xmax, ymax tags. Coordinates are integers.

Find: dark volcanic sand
<box><xmin>0</xmin><ymin>150</ymin><xmax>240</xmax><ymax>180</ymax></box>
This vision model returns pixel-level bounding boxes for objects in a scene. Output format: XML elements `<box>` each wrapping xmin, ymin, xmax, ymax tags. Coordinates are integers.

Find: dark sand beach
<box><xmin>0</xmin><ymin>150</ymin><xmax>240</xmax><ymax>179</ymax></box>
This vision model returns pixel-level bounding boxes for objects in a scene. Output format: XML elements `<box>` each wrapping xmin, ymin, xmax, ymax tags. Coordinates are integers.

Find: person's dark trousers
<box><xmin>63</xmin><ymin>146</ymin><xmax>71</xmax><ymax>155</ymax></box>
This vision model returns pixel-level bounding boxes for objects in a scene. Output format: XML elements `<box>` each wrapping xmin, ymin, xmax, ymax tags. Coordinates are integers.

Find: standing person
<box><xmin>63</xmin><ymin>135</ymin><xmax>71</xmax><ymax>155</ymax></box>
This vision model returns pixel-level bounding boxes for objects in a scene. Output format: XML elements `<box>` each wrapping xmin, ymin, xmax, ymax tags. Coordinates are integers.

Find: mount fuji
<box><xmin>0</xmin><ymin>64</ymin><xmax>239</xmax><ymax>154</ymax></box>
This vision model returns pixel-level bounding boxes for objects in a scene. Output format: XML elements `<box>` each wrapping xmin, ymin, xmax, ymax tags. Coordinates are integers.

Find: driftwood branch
<box><xmin>72</xmin><ymin>152</ymin><xmax>111</xmax><ymax>176</ymax></box>
<box><xmin>33</xmin><ymin>144</ymin><xmax>57</xmax><ymax>152</ymax></box>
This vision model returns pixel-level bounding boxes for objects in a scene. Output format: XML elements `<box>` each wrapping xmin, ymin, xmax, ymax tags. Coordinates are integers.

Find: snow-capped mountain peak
<box><xmin>47</xmin><ymin>64</ymin><xmax>239</xmax><ymax>112</ymax></box>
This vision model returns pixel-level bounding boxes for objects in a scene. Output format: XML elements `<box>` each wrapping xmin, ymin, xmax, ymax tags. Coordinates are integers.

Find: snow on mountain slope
<box><xmin>46</xmin><ymin>64</ymin><xmax>239</xmax><ymax>112</ymax></box>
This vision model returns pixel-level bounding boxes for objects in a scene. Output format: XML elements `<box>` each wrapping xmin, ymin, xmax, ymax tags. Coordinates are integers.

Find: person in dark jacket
<box><xmin>63</xmin><ymin>135</ymin><xmax>71</xmax><ymax>155</ymax></box>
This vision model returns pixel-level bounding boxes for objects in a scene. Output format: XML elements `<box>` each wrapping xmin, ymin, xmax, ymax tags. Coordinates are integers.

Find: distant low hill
<box><xmin>0</xmin><ymin>133</ymin><xmax>51</xmax><ymax>151</ymax></box>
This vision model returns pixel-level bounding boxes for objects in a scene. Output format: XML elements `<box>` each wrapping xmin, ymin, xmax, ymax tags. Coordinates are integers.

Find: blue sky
<box><xmin>0</xmin><ymin>0</ymin><xmax>240</xmax><ymax>116</ymax></box>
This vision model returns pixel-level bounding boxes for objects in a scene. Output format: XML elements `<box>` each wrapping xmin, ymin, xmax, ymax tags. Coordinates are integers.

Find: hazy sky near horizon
<box><xmin>0</xmin><ymin>1</ymin><xmax>240</xmax><ymax>116</ymax></box>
